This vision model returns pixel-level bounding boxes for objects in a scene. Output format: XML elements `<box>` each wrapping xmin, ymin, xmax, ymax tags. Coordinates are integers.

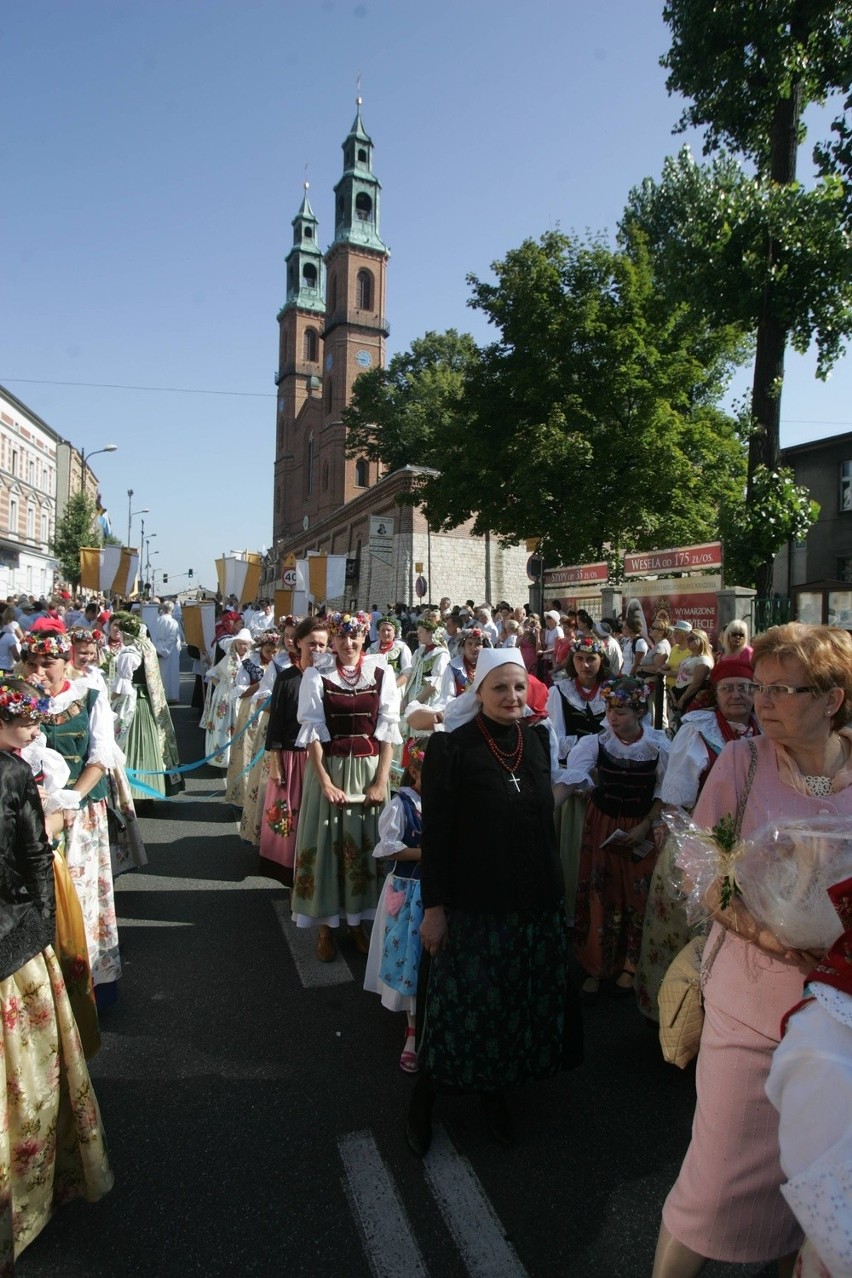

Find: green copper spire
<box><xmin>282</xmin><ymin>182</ymin><xmax>326</xmax><ymax>314</ymax></box>
<box><xmin>333</xmin><ymin>98</ymin><xmax>388</xmax><ymax>253</ymax></box>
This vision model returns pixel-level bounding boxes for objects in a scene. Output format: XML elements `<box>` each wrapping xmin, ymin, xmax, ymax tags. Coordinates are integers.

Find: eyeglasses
<box><xmin>715</xmin><ymin>681</ymin><xmax>753</xmax><ymax>695</ymax></box>
<box><xmin>745</xmin><ymin>683</ymin><xmax>818</xmax><ymax>699</ymax></box>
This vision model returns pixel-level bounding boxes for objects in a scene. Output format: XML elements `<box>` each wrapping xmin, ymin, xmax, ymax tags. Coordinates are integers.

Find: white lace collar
<box><xmin>597</xmin><ymin>725</ymin><xmax>669</xmax><ymax>760</ymax></box>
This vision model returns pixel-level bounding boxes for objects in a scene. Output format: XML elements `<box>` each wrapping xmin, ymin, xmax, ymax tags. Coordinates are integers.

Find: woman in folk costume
<box><xmin>290</xmin><ymin>611</ymin><xmax>401</xmax><ymax>963</ymax></box>
<box><xmin>201</xmin><ymin>628</ymin><xmax>252</xmax><ymax>770</ymax></box>
<box><xmin>238</xmin><ymin>618</ymin><xmax>299</xmax><ymax>845</ymax></box>
<box><xmin>20</xmin><ymin>630</ymin><xmax>121</xmax><ymax>1001</ymax></box>
<box><xmin>0</xmin><ymin>679</ymin><xmax>113</xmax><ymax>1273</ymax></box>
<box><xmin>104</xmin><ymin>612</ymin><xmax>184</xmax><ymax>801</ymax></box>
<box><xmin>68</xmin><ymin>627</ymin><xmax>147</xmax><ymax>877</ymax></box>
<box><xmin>545</xmin><ymin>635</ymin><xmax>611</xmax><ymax>924</ymax></box>
<box><xmin>634</xmin><ymin>655</ymin><xmax>759</xmax><ymax>1023</ymax></box>
<box><xmin>225</xmin><ymin>629</ymin><xmax>278</xmax><ymax>808</ymax></box>
<box><xmin>368</xmin><ymin>615</ymin><xmax>412</xmax><ymax>689</ymax></box>
<box><xmin>556</xmin><ymin>675</ymin><xmax>670</xmax><ymax>1003</ymax></box>
<box><xmin>399</xmin><ymin>618</ymin><xmax>450</xmax><ymax>747</ymax></box>
<box><xmin>258</xmin><ymin>618</ymin><xmax>330</xmax><ymax>885</ymax></box>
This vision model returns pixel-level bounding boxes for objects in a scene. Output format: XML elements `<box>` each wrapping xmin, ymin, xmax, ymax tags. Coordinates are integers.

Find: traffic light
<box><xmin>188</xmin><ymin>568</ymin><xmax>193</xmax><ymax>578</ymax></box>
<box><xmin>163</xmin><ymin>573</ymin><xmax>169</xmax><ymax>583</ymax></box>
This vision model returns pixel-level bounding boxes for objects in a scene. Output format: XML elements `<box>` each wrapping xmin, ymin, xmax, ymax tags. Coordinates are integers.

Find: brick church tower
<box><xmin>273</xmin><ymin>100</ymin><xmax>390</xmax><ymax>549</ymax></box>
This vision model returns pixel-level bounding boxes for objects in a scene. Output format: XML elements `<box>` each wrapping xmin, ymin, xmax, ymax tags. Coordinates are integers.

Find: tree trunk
<box><xmin>747</xmin><ymin>79</ymin><xmax>803</xmax><ymax>599</ymax></box>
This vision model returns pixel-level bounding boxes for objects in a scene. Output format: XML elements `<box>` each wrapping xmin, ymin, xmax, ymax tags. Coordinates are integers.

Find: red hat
<box><xmin>710</xmin><ymin>655</ymin><xmax>753</xmax><ymax>685</ymax></box>
<box><xmin>525</xmin><ymin>672</ymin><xmax>549</xmax><ymax>721</ymax></box>
<box><xmin>30</xmin><ymin>615</ymin><xmax>67</xmax><ymax>633</ymax></box>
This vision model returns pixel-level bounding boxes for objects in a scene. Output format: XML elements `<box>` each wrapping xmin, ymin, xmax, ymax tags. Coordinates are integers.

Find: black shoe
<box><xmin>406</xmin><ymin>1080</ymin><xmax>434</xmax><ymax>1157</ymax></box>
<box><xmin>481</xmin><ymin>1091</ymin><xmax>514</xmax><ymax>1145</ymax></box>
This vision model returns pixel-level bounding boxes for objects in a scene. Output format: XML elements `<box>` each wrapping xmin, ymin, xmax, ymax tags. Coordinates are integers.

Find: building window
<box><xmin>9</xmin><ymin>497</ymin><xmax>18</xmax><ymax>533</ymax></box>
<box><xmin>306</xmin><ymin>434</ymin><xmax>315</xmax><ymax>496</ymax></box>
<box><xmin>840</xmin><ymin>461</ymin><xmax>852</xmax><ymax>512</ymax></box>
<box><xmin>11</xmin><ymin>451</ymin><xmax>18</xmax><ymax>478</ymax></box>
<box><xmin>321</xmin><ymin>460</ymin><xmax>329</xmax><ymax>492</ymax></box>
<box><xmin>839</xmin><ymin>558</ymin><xmax>852</xmax><ymax>583</ymax></box>
<box><xmin>355</xmin><ymin>192</ymin><xmax>373</xmax><ymax>223</ymax></box>
<box><xmin>326</xmin><ymin>380</ymin><xmax>333</xmax><ymax>414</ymax></box>
<box><xmin>26</xmin><ymin>505</ymin><xmax>34</xmax><ymax>539</ymax></box>
<box><xmin>41</xmin><ymin>512</ymin><xmax>48</xmax><ymax>542</ymax></box>
<box><xmin>358</xmin><ymin>147</ymin><xmax>367</xmax><ymax>163</ymax></box>
<box><xmin>27</xmin><ymin>460</ymin><xmax>35</xmax><ymax>485</ymax></box>
<box><xmin>274</xmin><ymin>486</ymin><xmax>281</xmax><ymax>513</ymax></box>
<box><xmin>356</xmin><ymin>269</ymin><xmax>373</xmax><ymax>310</ymax></box>
<box><xmin>303</xmin><ymin>263</ymin><xmax>317</xmax><ymax>289</ymax></box>
<box><xmin>329</xmin><ymin>274</ymin><xmax>338</xmax><ymax>312</ymax></box>
<box><xmin>355</xmin><ymin>458</ymin><xmax>368</xmax><ymax>487</ymax></box>
<box><xmin>305</xmin><ymin>226</ymin><xmax>313</xmax><ymax>239</ymax></box>
<box><xmin>303</xmin><ymin>328</ymin><xmax>318</xmax><ymax>362</ymax></box>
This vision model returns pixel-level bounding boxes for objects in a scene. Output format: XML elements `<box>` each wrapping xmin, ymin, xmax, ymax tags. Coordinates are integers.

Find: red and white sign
<box><xmin>545</xmin><ymin>561</ymin><xmax>609</xmax><ymax>587</ymax></box>
<box><xmin>623</xmin><ymin>541</ymin><xmax>723</xmax><ymax>578</ymax></box>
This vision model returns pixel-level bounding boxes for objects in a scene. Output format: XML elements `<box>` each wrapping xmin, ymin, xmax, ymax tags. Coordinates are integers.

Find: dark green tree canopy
<box><xmin>345</xmin><ymin>231</ymin><xmax>749</xmax><ymax>571</ymax></box>
<box><xmin>50</xmin><ymin>491</ymin><xmax>102</xmax><ymax>588</ymax></box>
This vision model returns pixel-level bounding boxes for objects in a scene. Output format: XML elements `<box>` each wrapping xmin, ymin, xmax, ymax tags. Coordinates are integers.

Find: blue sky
<box><xmin>3</xmin><ymin>0</ymin><xmax>849</xmax><ymax>592</ymax></box>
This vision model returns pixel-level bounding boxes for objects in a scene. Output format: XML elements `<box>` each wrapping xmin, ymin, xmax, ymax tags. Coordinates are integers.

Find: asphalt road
<box><xmin>18</xmin><ymin>667</ymin><xmax>779</xmax><ymax>1278</ymax></box>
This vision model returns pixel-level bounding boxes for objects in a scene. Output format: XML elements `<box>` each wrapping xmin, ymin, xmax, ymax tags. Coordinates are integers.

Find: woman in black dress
<box><xmin>408</xmin><ymin>649</ymin><xmax>581</xmax><ymax>1155</ymax></box>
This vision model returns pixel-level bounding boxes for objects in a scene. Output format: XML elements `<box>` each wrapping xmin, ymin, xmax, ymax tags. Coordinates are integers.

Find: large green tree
<box><xmin>346</xmin><ymin>230</ymin><xmax>749</xmax><ymax>570</ymax></box>
<box><xmin>633</xmin><ymin>0</ymin><xmax>852</xmax><ymax>591</ymax></box>
<box><xmin>343</xmin><ymin>329</ymin><xmax>479</xmax><ymax>471</ymax></box>
<box><xmin>50</xmin><ymin>491</ymin><xmax>101</xmax><ymax>588</ymax></box>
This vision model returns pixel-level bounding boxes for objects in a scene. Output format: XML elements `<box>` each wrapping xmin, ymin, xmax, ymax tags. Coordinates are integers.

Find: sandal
<box><xmin>399</xmin><ymin>1027</ymin><xmax>419</xmax><ymax>1074</ymax></box>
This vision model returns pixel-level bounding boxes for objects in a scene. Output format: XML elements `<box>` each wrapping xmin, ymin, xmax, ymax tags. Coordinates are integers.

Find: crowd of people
<box><xmin>3</xmin><ymin>584</ymin><xmax>851</xmax><ymax>1277</ymax></box>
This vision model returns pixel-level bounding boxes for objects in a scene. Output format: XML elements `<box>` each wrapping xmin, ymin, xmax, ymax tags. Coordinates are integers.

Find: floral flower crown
<box><xmin>327</xmin><ymin>611</ymin><xmax>369</xmax><ymax>637</ymax></box>
<box><xmin>21</xmin><ymin>631</ymin><xmax>71</xmax><ymax>658</ymax></box>
<box><xmin>407</xmin><ymin>743</ymin><xmax>426</xmax><ymax>767</ymax></box>
<box><xmin>464</xmin><ymin>626</ymin><xmax>485</xmax><ymax>640</ymax></box>
<box><xmin>0</xmin><ymin>682</ymin><xmax>51</xmax><ymax>722</ymax></box>
<box><xmin>277</xmin><ymin>614</ymin><xmax>299</xmax><ymax>630</ymax></box>
<box><xmin>571</xmin><ymin>636</ymin><xmax>605</xmax><ymax>656</ymax></box>
<box><xmin>112</xmin><ymin>611</ymin><xmax>141</xmax><ymax>638</ymax></box>
<box><xmin>377</xmin><ymin>615</ymin><xmax>401</xmax><ymax>634</ymax></box>
<box><xmin>69</xmin><ymin>627</ymin><xmax>103</xmax><ymax>645</ymax></box>
<box><xmin>416</xmin><ymin>616</ymin><xmax>441</xmax><ymax>633</ymax></box>
<box><xmin>256</xmin><ymin>629</ymin><xmax>280</xmax><ymax>647</ymax></box>
<box><xmin>600</xmin><ymin>677</ymin><xmax>650</xmax><ymax>709</ymax></box>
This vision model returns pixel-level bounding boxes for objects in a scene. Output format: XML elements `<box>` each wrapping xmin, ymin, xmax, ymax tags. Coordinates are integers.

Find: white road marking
<box><xmin>339</xmin><ymin>1131</ymin><xmax>429</xmax><ymax>1278</ymax></box>
<box><xmin>424</xmin><ymin>1126</ymin><xmax>528</xmax><ymax>1277</ymax></box>
<box><xmin>271</xmin><ymin>900</ymin><xmax>354</xmax><ymax>988</ymax></box>
<box><xmin>116</xmin><ymin>918</ymin><xmax>194</xmax><ymax>928</ymax></box>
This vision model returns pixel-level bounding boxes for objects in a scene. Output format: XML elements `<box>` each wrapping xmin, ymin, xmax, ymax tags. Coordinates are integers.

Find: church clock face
<box><xmin>324</xmin><ymin>353</ymin><xmax>334</xmax><ymax>372</ymax></box>
<box><xmin>355</xmin><ymin>349</ymin><xmax>372</xmax><ymax>369</ymax></box>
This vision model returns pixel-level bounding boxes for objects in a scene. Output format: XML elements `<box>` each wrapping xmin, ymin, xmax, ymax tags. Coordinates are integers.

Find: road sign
<box><xmin>415</xmin><ymin>575</ymin><xmax>427</xmax><ymax>598</ymax></box>
<box><xmin>282</xmin><ymin>566</ymin><xmax>297</xmax><ymax>589</ymax></box>
<box><xmin>526</xmin><ymin>555</ymin><xmax>543</xmax><ymax>581</ymax></box>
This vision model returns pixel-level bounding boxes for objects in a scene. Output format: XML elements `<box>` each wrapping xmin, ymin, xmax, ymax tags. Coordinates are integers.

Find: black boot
<box><xmin>406</xmin><ymin>1076</ymin><xmax>434</xmax><ymax>1157</ymax></box>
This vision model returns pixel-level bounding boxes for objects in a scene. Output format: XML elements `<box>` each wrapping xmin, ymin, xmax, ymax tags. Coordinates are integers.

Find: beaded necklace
<box><xmin>574</xmin><ymin>677</ymin><xmax>599</xmax><ymax>703</ymax></box>
<box><xmin>336</xmin><ymin>658</ymin><xmax>364</xmax><ymax>687</ymax></box>
<box><xmin>475</xmin><ymin>715</ymin><xmax>524</xmax><ymax>792</ymax></box>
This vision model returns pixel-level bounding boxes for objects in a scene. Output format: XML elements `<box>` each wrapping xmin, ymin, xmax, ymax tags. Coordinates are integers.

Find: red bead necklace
<box><xmin>574</xmin><ymin>677</ymin><xmax>599</xmax><ymax>703</ymax></box>
<box><xmin>475</xmin><ymin>715</ymin><xmax>524</xmax><ymax>792</ymax></box>
<box><xmin>336</xmin><ymin>657</ymin><xmax>364</xmax><ymax>687</ymax></box>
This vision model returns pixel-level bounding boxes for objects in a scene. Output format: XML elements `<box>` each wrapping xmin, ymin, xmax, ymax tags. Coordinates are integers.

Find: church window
<box><xmin>326</xmin><ymin>379</ymin><xmax>333</xmax><ymax>413</ymax></box>
<box><xmin>303</xmin><ymin>328</ymin><xmax>318</xmax><ymax>362</ymax></box>
<box><xmin>303</xmin><ymin>263</ymin><xmax>317</xmax><ymax>289</ymax></box>
<box><xmin>305</xmin><ymin>226</ymin><xmax>313</xmax><ymax>238</ymax></box>
<box><xmin>356</xmin><ymin>269</ymin><xmax>373</xmax><ymax>310</ymax></box>
<box><xmin>355</xmin><ymin>458</ymin><xmax>368</xmax><ymax>488</ymax></box>
<box><xmin>355</xmin><ymin>192</ymin><xmax>373</xmax><ymax>222</ymax></box>
<box><xmin>358</xmin><ymin>147</ymin><xmax>367</xmax><ymax>162</ymax></box>
<box><xmin>321</xmin><ymin>460</ymin><xmax>329</xmax><ymax>492</ymax></box>
<box><xmin>288</xmin><ymin>263</ymin><xmax>297</xmax><ymax>292</ymax></box>
<box><xmin>306</xmin><ymin>434</ymin><xmax>315</xmax><ymax>496</ymax></box>
<box><xmin>282</xmin><ymin>332</ymin><xmax>288</xmax><ymax>362</ymax></box>
<box><xmin>329</xmin><ymin>274</ymin><xmax>338</xmax><ymax>312</ymax></box>
<box><xmin>275</xmin><ymin>486</ymin><xmax>281</xmax><ymax>512</ymax></box>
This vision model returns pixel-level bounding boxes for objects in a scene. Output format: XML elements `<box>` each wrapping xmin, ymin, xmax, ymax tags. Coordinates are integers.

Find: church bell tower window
<box><xmin>356</xmin><ymin>269</ymin><xmax>373</xmax><ymax>310</ymax></box>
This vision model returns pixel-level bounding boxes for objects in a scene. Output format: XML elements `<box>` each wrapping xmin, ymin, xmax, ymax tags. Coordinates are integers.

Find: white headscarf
<box><xmin>470</xmin><ymin>647</ymin><xmax>528</xmax><ymax>692</ymax></box>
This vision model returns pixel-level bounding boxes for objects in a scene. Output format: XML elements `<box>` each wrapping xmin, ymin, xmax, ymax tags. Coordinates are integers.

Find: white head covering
<box><xmin>232</xmin><ymin>628</ymin><xmax>253</xmax><ymax>645</ymax></box>
<box><xmin>471</xmin><ymin>647</ymin><xmax>527</xmax><ymax>693</ymax></box>
<box><xmin>545</xmin><ymin>610</ymin><xmax>561</xmax><ymax>624</ymax></box>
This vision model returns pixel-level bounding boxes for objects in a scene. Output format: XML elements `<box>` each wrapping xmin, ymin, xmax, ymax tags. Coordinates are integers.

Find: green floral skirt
<box><xmin>290</xmin><ymin>754</ymin><xmax>386</xmax><ymax>927</ymax></box>
<box><xmin>421</xmin><ymin>905</ymin><xmax>582</xmax><ymax>1093</ymax></box>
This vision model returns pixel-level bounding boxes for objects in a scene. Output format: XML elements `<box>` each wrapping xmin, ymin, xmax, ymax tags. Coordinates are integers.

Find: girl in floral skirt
<box><xmin>0</xmin><ymin>678</ymin><xmax>112</xmax><ymax>1274</ymax></box>
<box><xmin>363</xmin><ymin>745</ymin><xmax>424</xmax><ymax>1072</ymax></box>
